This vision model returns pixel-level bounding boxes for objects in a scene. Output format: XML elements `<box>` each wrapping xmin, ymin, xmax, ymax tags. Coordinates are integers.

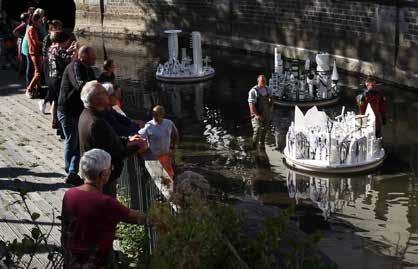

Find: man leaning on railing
<box><xmin>61</xmin><ymin>149</ymin><xmax>148</xmax><ymax>269</ymax></box>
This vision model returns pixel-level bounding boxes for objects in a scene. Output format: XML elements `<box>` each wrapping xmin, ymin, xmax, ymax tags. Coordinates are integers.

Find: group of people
<box><xmin>7</xmin><ymin>6</ymin><xmax>182</xmax><ymax>268</ymax></box>
<box><xmin>10</xmin><ymin>7</ymin><xmax>180</xmax><ymax>187</ymax></box>
<box><xmin>6</xmin><ymin>6</ymin><xmax>389</xmax><ymax>267</ymax></box>
<box><xmin>248</xmin><ymin>75</ymin><xmax>387</xmax><ymax>148</ymax></box>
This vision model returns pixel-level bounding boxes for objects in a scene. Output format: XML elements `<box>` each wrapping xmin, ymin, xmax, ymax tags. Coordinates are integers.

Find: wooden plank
<box><xmin>144</xmin><ymin>160</ymin><xmax>173</xmax><ymax>200</ymax></box>
<box><xmin>0</xmin><ymin>160</ymin><xmax>63</xmax><ymax>245</ymax></box>
<box><xmin>0</xmin><ymin>81</ymin><xmax>68</xmax><ymax>268</ymax></box>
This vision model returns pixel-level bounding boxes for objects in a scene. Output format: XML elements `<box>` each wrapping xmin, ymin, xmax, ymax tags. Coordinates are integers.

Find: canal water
<box><xmin>80</xmin><ymin>35</ymin><xmax>418</xmax><ymax>267</ymax></box>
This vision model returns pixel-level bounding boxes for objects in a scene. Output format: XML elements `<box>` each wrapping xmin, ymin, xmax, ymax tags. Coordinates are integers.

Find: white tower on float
<box><xmin>165</xmin><ymin>29</ymin><xmax>182</xmax><ymax>61</ymax></box>
<box><xmin>156</xmin><ymin>30</ymin><xmax>215</xmax><ymax>82</ymax></box>
<box><xmin>191</xmin><ymin>31</ymin><xmax>203</xmax><ymax>75</ymax></box>
<box><xmin>274</xmin><ymin>47</ymin><xmax>283</xmax><ymax>75</ymax></box>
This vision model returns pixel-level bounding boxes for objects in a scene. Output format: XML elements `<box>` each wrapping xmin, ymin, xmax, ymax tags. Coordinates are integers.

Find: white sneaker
<box><xmin>25</xmin><ymin>90</ymin><xmax>32</xmax><ymax>98</ymax></box>
<box><xmin>38</xmin><ymin>100</ymin><xmax>46</xmax><ymax>114</ymax></box>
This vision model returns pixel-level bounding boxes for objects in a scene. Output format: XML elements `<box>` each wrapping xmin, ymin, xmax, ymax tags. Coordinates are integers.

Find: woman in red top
<box><xmin>26</xmin><ymin>14</ymin><xmax>43</xmax><ymax>97</ymax></box>
<box><xmin>61</xmin><ymin>149</ymin><xmax>147</xmax><ymax>268</ymax></box>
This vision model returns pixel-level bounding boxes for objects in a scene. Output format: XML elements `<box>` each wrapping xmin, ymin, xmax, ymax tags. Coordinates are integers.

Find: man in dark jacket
<box><xmin>78</xmin><ymin>81</ymin><xmax>148</xmax><ymax>196</ymax></box>
<box><xmin>57</xmin><ymin>46</ymin><xmax>96</xmax><ymax>185</ymax></box>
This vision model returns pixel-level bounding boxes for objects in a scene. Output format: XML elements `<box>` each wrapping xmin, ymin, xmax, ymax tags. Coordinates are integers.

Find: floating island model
<box><xmin>156</xmin><ymin>30</ymin><xmax>215</xmax><ymax>83</ymax></box>
<box><xmin>283</xmin><ymin>105</ymin><xmax>386</xmax><ymax>173</ymax></box>
<box><xmin>269</xmin><ymin>48</ymin><xmax>340</xmax><ymax>107</ymax></box>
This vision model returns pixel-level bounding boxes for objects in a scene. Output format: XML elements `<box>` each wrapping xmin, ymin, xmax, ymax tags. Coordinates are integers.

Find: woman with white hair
<box><xmin>61</xmin><ymin>148</ymin><xmax>147</xmax><ymax>268</ymax></box>
<box><xmin>101</xmin><ymin>82</ymin><xmax>142</xmax><ymax>136</ymax></box>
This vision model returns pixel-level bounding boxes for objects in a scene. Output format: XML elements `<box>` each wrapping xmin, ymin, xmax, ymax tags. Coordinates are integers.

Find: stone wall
<box><xmin>75</xmin><ymin>0</ymin><xmax>418</xmax><ymax>88</ymax></box>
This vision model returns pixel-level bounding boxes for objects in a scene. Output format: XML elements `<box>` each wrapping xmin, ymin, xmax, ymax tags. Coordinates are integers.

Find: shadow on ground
<box><xmin>0</xmin><ymin>178</ymin><xmax>67</xmax><ymax>192</ymax></box>
<box><xmin>0</xmin><ymin>167</ymin><xmax>67</xmax><ymax>192</ymax></box>
<box><xmin>0</xmin><ymin>167</ymin><xmax>64</xmax><ymax>179</ymax></box>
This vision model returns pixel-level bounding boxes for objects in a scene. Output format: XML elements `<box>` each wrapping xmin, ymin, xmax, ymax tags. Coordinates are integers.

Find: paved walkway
<box><xmin>0</xmin><ymin>69</ymin><xmax>68</xmax><ymax>267</ymax></box>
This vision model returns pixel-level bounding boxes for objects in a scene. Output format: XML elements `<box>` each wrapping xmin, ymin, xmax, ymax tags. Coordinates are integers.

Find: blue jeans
<box><xmin>57</xmin><ymin>111</ymin><xmax>79</xmax><ymax>175</ymax></box>
<box><xmin>24</xmin><ymin>54</ymin><xmax>33</xmax><ymax>86</ymax></box>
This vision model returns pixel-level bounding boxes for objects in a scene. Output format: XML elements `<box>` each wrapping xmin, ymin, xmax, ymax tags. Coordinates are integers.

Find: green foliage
<box><xmin>0</xmin><ymin>179</ymin><xmax>64</xmax><ymax>268</ymax></box>
<box><xmin>116</xmin><ymin>195</ymin><xmax>148</xmax><ymax>265</ymax></box>
<box><xmin>146</xmin><ymin>196</ymin><xmax>333</xmax><ymax>269</ymax></box>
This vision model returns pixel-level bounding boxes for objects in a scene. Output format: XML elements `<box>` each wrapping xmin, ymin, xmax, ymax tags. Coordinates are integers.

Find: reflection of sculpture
<box><xmin>269</xmin><ymin>49</ymin><xmax>340</xmax><ymax>106</ymax></box>
<box><xmin>156</xmin><ymin>30</ymin><xmax>215</xmax><ymax>83</ymax></box>
<box><xmin>157</xmin><ymin>81</ymin><xmax>210</xmax><ymax>121</ymax></box>
<box><xmin>287</xmin><ymin>171</ymin><xmax>373</xmax><ymax>218</ymax></box>
<box><xmin>284</xmin><ymin>105</ymin><xmax>386</xmax><ymax>173</ymax></box>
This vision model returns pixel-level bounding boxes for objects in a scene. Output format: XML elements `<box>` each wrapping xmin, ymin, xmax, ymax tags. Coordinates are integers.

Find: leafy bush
<box><xmin>116</xmin><ymin>195</ymin><xmax>148</xmax><ymax>265</ymax></box>
<box><xmin>146</xmin><ymin>195</ymin><xmax>335</xmax><ymax>269</ymax></box>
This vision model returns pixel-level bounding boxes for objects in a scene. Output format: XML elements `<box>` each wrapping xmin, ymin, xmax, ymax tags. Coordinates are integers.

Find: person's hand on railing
<box><xmin>127</xmin><ymin>134</ymin><xmax>149</xmax><ymax>155</ymax></box>
<box><xmin>128</xmin><ymin>134</ymin><xmax>142</xmax><ymax>142</ymax></box>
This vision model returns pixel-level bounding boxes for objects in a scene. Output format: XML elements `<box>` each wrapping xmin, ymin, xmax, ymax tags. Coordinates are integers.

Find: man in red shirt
<box><xmin>61</xmin><ymin>149</ymin><xmax>147</xmax><ymax>268</ymax></box>
<box><xmin>357</xmin><ymin>76</ymin><xmax>387</xmax><ymax>137</ymax></box>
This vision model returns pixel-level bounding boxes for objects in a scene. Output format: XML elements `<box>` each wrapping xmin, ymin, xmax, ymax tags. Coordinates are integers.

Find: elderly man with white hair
<box><xmin>57</xmin><ymin>45</ymin><xmax>96</xmax><ymax>185</ymax></box>
<box><xmin>78</xmin><ymin>81</ymin><xmax>148</xmax><ymax>196</ymax></box>
<box><xmin>61</xmin><ymin>149</ymin><xmax>147</xmax><ymax>268</ymax></box>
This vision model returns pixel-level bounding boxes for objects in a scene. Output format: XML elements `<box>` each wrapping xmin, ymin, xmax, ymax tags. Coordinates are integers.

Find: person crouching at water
<box><xmin>61</xmin><ymin>149</ymin><xmax>148</xmax><ymax>268</ymax></box>
<box><xmin>98</xmin><ymin>59</ymin><xmax>116</xmax><ymax>84</ymax></box>
<box><xmin>138</xmin><ymin>105</ymin><xmax>179</xmax><ymax>178</ymax></box>
<box><xmin>248</xmin><ymin>75</ymin><xmax>274</xmax><ymax>149</ymax></box>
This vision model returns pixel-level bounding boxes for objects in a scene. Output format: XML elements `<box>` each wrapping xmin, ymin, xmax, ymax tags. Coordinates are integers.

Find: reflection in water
<box><xmin>81</xmin><ymin>36</ymin><xmax>418</xmax><ymax>266</ymax></box>
<box><xmin>286</xmin><ymin>169</ymin><xmax>418</xmax><ymax>266</ymax></box>
<box><xmin>287</xmin><ymin>170</ymin><xmax>372</xmax><ymax>218</ymax></box>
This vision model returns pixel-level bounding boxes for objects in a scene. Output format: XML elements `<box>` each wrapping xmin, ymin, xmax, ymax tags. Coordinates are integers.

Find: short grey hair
<box><xmin>80</xmin><ymin>80</ymin><xmax>100</xmax><ymax>108</ymax></box>
<box><xmin>102</xmin><ymin>83</ymin><xmax>114</xmax><ymax>96</ymax></box>
<box><xmin>79</xmin><ymin>149</ymin><xmax>111</xmax><ymax>182</ymax></box>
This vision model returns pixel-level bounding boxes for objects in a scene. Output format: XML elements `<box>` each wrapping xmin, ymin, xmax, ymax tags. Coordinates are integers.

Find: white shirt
<box><xmin>248</xmin><ymin>86</ymin><xmax>272</xmax><ymax>104</ymax></box>
<box><xmin>138</xmin><ymin>119</ymin><xmax>177</xmax><ymax>156</ymax></box>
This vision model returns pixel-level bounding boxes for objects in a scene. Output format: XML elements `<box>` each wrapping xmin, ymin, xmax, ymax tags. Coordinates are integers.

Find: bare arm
<box><xmin>249</xmin><ymin>103</ymin><xmax>259</xmax><ymax>118</ymax></box>
<box><xmin>126</xmin><ymin>209</ymin><xmax>147</xmax><ymax>224</ymax></box>
<box><xmin>172</xmin><ymin>125</ymin><xmax>180</xmax><ymax>146</ymax></box>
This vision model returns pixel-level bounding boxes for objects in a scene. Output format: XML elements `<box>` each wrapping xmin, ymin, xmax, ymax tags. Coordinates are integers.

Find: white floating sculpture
<box><xmin>156</xmin><ymin>30</ymin><xmax>215</xmax><ymax>83</ymax></box>
<box><xmin>283</xmin><ymin>105</ymin><xmax>386</xmax><ymax>173</ymax></box>
<box><xmin>269</xmin><ymin>49</ymin><xmax>341</xmax><ymax>107</ymax></box>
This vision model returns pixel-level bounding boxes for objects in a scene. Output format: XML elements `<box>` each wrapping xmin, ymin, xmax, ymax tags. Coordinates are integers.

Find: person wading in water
<box><xmin>248</xmin><ymin>75</ymin><xmax>274</xmax><ymax>149</ymax></box>
<box><xmin>356</xmin><ymin>76</ymin><xmax>387</xmax><ymax>138</ymax></box>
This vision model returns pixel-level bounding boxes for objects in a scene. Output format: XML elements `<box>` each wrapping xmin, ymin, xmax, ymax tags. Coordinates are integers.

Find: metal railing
<box><xmin>118</xmin><ymin>154</ymin><xmax>173</xmax><ymax>253</ymax></box>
